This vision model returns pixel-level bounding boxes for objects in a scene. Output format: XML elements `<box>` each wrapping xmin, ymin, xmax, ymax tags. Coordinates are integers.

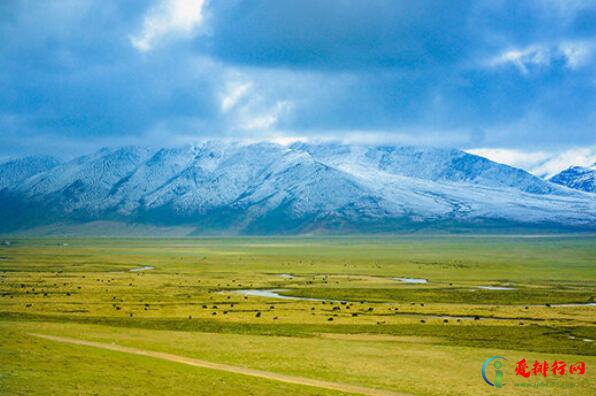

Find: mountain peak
<box><xmin>549</xmin><ymin>164</ymin><xmax>596</xmax><ymax>193</ymax></box>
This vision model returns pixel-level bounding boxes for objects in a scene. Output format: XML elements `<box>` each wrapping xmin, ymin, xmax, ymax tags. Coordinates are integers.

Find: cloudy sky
<box><xmin>1</xmin><ymin>0</ymin><xmax>595</xmax><ymax>173</ymax></box>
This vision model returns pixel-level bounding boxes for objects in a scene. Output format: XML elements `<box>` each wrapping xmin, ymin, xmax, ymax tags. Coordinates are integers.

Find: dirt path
<box><xmin>30</xmin><ymin>333</ymin><xmax>408</xmax><ymax>396</ymax></box>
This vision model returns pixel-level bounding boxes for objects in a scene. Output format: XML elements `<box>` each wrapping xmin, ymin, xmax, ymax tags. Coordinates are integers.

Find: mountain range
<box><xmin>549</xmin><ymin>163</ymin><xmax>596</xmax><ymax>193</ymax></box>
<box><xmin>0</xmin><ymin>142</ymin><xmax>594</xmax><ymax>235</ymax></box>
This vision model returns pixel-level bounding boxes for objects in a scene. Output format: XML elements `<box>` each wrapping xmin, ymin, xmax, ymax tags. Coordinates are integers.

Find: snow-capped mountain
<box><xmin>1</xmin><ymin>142</ymin><xmax>595</xmax><ymax>234</ymax></box>
<box><xmin>0</xmin><ymin>155</ymin><xmax>60</xmax><ymax>189</ymax></box>
<box><xmin>549</xmin><ymin>163</ymin><xmax>596</xmax><ymax>193</ymax></box>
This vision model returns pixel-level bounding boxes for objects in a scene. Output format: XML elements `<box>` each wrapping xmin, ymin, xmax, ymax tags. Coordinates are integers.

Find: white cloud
<box><xmin>531</xmin><ymin>147</ymin><xmax>596</xmax><ymax>178</ymax></box>
<box><xmin>216</xmin><ymin>73</ymin><xmax>294</xmax><ymax>132</ymax></box>
<box><xmin>467</xmin><ymin>148</ymin><xmax>550</xmax><ymax>169</ymax></box>
<box><xmin>559</xmin><ymin>41</ymin><xmax>594</xmax><ymax>69</ymax></box>
<box><xmin>221</xmin><ymin>82</ymin><xmax>251</xmax><ymax>112</ymax></box>
<box><xmin>130</xmin><ymin>0</ymin><xmax>206</xmax><ymax>52</ymax></box>
<box><xmin>242</xmin><ymin>100</ymin><xmax>292</xmax><ymax>130</ymax></box>
<box><xmin>467</xmin><ymin>147</ymin><xmax>596</xmax><ymax>178</ymax></box>
<box><xmin>488</xmin><ymin>45</ymin><xmax>550</xmax><ymax>74</ymax></box>
<box><xmin>487</xmin><ymin>41</ymin><xmax>594</xmax><ymax>74</ymax></box>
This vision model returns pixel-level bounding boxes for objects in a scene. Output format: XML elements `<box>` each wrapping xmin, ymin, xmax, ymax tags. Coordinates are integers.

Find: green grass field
<box><xmin>1</xmin><ymin>236</ymin><xmax>594</xmax><ymax>395</ymax></box>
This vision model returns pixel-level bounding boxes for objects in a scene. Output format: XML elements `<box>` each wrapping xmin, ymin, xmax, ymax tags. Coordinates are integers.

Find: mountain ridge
<box><xmin>1</xmin><ymin>141</ymin><xmax>594</xmax><ymax>235</ymax></box>
<box><xmin>549</xmin><ymin>163</ymin><xmax>596</xmax><ymax>193</ymax></box>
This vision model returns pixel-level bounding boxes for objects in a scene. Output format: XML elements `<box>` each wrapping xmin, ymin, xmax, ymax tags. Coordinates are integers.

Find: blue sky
<box><xmin>1</xmin><ymin>0</ymin><xmax>595</xmax><ymax>172</ymax></box>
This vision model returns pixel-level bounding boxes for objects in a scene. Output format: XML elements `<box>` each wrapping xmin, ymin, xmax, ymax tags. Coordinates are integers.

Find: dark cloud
<box><xmin>0</xmin><ymin>0</ymin><xmax>594</xmax><ymax>158</ymax></box>
<box><xmin>204</xmin><ymin>0</ymin><xmax>476</xmax><ymax>70</ymax></box>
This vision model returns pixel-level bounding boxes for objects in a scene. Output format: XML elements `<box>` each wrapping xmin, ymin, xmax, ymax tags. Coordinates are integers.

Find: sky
<box><xmin>1</xmin><ymin>0</ymin><xmax>595</xmax><ymax>173</ymax></box>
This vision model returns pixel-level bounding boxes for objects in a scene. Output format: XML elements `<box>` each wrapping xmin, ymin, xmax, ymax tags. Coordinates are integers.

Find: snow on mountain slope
<box><xmin>17</xmin><ymin>147</ymin><xmax>154</xmax><ymax>213</ymax></box>
<box><xmin>107</xmin><ymin>146</ymin><xmax>199</xmax><ymax>214</ymax></box>
<box><xmin>291</xmin><ymin>142</ymin><xmax>558</xmax><ymax>194</ymax></box>
<box><xmin>289</xmin><ymin>143</ymin><xmax>592</xmax><ymax>225</ymax></box>
<box><xmin>136</xmin><ymin>142</ymin><xmax>400</xmax><ymax>232</ymax></box>
<box><xmin>141</xmin><ymin>142</ymin><xmax>293</xmax><ymax>214</ymax></box>
<box><xmin>0</xmin><ymin>155</ymin><xmax>60</xmax><ymax>189</ymax></box>
<box><xmin>0</xmin><ymin>141</ymin><xmax>594</xmax><ymax>234</ymax></box>
<box><xmin>549</xmin><ymin>163</ymin><xmax>596</xmax><ymax>193</ymax></box>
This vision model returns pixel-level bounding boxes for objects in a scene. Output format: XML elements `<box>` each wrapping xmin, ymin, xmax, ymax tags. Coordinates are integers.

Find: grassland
<box><xmin>0</xmin><ymin>236</ymin><xmax>594</xmax><ymax>395</ymax></box>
